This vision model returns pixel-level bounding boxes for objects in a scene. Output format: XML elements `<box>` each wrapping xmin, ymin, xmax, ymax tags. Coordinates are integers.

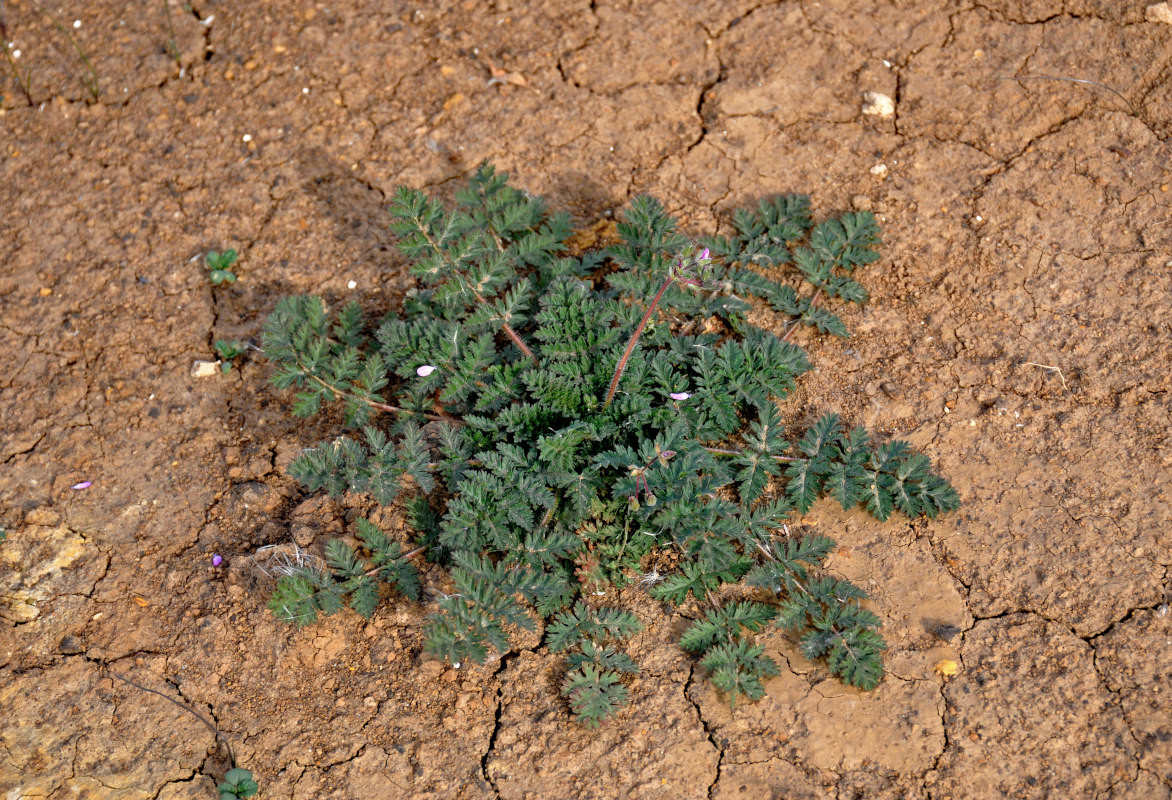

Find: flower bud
<box><xmin>627</xmin><ymin>495</ymin><xmax>640</xmax><ymax>512</ymax></box>
<box><xmin>644</xmin><ymin>493</ymin><xmax>658</xmax><ymax>507</ymax></box>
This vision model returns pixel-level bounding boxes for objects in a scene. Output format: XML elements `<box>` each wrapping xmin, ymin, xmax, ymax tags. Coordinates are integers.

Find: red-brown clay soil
<box><xmin>2</xmin><ymin>1</ymin><xmax>1170</xmax><ymax>798</ymax></box>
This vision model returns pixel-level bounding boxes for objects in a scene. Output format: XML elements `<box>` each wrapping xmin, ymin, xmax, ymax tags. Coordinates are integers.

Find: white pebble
<box><xmin>302</xmin><ymin>87</ymin><xmax>309</xmax><ymax>94</ymax></box>
<box><xmin>191</xmin><ymin>360</ymin><xmax>220</xmax><ymax>378</ymax></box>
<box><xmin>1147</xmin><ymin>2</ymin><xmax>1172</xmax><ymax>24</ymax></box>
<box><xmin>869</xmin><ymin>162</ymin><xmax>888</xmax><ymax>177</ymax></box>
<box><xmin>73</xmin><ymin>20</ymin><xmax>81</xmax><ymax>29</ymax></box>
<box><xmin>242</xmin><ymin>134</ymin><xmax>252</xmax><ymax>142</ymax></box>
<box><xmin>347</xmin><ymin>280</ymin><xmax>357</xmax><ymax>289</ymax></box>
<box><xmin>862</xmin><ymin>91</ymin><xmax>895</xmax><ymax>118</ymax></box>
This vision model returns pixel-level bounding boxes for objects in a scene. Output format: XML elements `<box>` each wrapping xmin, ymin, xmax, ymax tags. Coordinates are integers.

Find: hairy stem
<box><xmin>301</xmin><ymin>367</ymin><xmax>450</xmax><ymax>422</ymax></box>
<box><xmin>415</xmin><ymin>216</ymin><xmax>539</xmax><ymax>365</ymax></box>
<box><xmin>496</xmin><ymin>317</ymin><xmax>538</xmax><ymax>364</ymax></box>
<box><xmin>783</xmin><ymin>287</ymin><xmax>823</xmax><ymax>342</ymax></box>
<box><xmin>704</xmin><ymin>445</ymin><xmax>803</xmax><ymax>463</ymax></box>
<box><xmin>604</xmin><ymin>276</ymin><xmax>675</xmax><ymax>410</ymax></box>
<box><xmin>363</xmin><ymin>544</ymin><xmax>427</xmax><ymax>578</ymax></box>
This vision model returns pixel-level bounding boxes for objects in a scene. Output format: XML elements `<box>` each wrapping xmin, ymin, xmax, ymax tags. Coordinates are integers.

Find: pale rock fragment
<box><xmin>191</xmin><ymin>360</ymin><xmax>221</xmax><ymax>378</ymax></box>
<box><xmin>1147</xmin><ymin>2</ymin><xmax>1172</xmax><ymax>24</ymax></box>
<box><xmin>862</xmin><ymin>91</ymin><xmax>895</xmax><ymax>118</ymax></box>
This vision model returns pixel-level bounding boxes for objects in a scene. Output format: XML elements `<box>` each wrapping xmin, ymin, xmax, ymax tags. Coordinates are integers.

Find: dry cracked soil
<box><xmin>2</xmin><ymin>1</ymin><xmax>1171</xmax><ymax>798</ymax></box>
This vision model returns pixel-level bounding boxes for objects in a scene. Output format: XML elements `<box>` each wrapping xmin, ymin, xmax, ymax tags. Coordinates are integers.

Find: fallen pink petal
<box><xmin>669</xmin><ymin>392</ymin><xmax>691</xmax><ymax>401</ymax></box>
<box><xmin>416</xmin><ymin>365</ymin><xmax>437</xmax><ymax>377</ymax></box>
<box><xmin>212</xmin><ymin>554</ymin><xmax>223</xmax><ymax>567</ymax></box>
<box><xmin>71</xmin><ymin>481</ymin><xmax>92</xmax><ymax>490</ymax></box>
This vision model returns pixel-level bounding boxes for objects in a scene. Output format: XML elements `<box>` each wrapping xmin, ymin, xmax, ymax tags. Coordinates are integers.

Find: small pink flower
<box><xmin>212</xmin><ymin>554</ymin><xmax>223</xmax><ymax>567</ymax></box>
<box><xmin>699</xmin><ymin>247</ymin><xmax>710</xmax><ymax>261</ymax></box>
<box><xmin>416</xmin><ymin>365</ymin><xmax>436</xmax><ymax>377</ymax></box>
<box><xmin>71</xmin><ymin>481</ymin><xmax>92</xmax><ymax>490</ymax></box>
<box><xmin>669</xmin><ymin>392</ymin><xmax>691</xmax><ymax>401</ymax></box>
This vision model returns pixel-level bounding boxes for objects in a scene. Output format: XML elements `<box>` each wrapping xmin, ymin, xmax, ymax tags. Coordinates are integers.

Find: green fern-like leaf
<box><xmin>562</xmin><ymin>664</ymin><xmax>630</xmax><ymax>728</ymax></box>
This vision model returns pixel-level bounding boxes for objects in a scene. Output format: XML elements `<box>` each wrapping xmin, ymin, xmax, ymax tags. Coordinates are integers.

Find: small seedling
<box><xmin>263</xmin><ymin>163</ymin><xmax>960</xmax><ymax>723</ymax></box>
<box><xmin>214</xmin><ymin>340</ymin><xmax>246</xmax><ymax>372</ymax></box>
<box><xmin>217</xmin><ymin>768</ymin><xmax>259</xmax><ymax>799</ymax></box>
<box><xmin>206</xmin><ymin>250</ymin><xmax>239</xmax><ymax>285</ymax></box>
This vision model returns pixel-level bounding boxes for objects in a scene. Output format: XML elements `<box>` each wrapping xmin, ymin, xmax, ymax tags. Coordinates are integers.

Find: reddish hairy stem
<box><xmin>304</xmin><ymin>370</ymin><xmax>450</xmax><ymax>422</ymax></box>
<box><xmin>363</xmin><ymin>544</ymin><xmax>428</xmax><ymax>578</ymax></box>
<box><xmin>604</xmin><ymin>276</ymin><xmax>676</xmax><ymax>410</ymax></box>
<box><xmin>495</xmin><ymin>313</ymin><xmax>538</xmax><ymax>364</ymax></box>
<box><xmin>783</xmin><ymin>287</ymin><xmax>823</xmax><ymax>342</ymax></box>
<box><xmin>703</xmin><ymin>445</ymin><xmax>803</xmax><ymax>463</ymax></box>
<box><xmin>416</xmin><ymin>220</ymin><xmax>539</xmax><ymax>365</ymax></box>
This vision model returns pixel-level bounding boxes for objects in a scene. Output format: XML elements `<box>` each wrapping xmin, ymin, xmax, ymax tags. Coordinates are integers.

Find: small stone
<box><xmin>851</xmin><ymin>195</ymin><xmax>873</xmax><ymax>211</ymax></box>
<box><xmin>862</xmin><ymin>91</ymin><xmax>895</xmax><ymax>118</ymax></box>
<box><xmin>191</xmin><ymin>360</ymin><xmax>220</xmax><ymax>378</ymax></box>
<box><xmin>292</xmin><ymin>523</ymin><xmax>315</xmax><ymax>547</ymax></box>
<box><xmin>59</xmin><ymin>635</ymin><xmax>84</xmax><ymax>654</ymax></box>
<box><xmin>25</xmin><ymin>508</ymin><xmax>60</xmax><ymax>526</ymax></box>
<box><xmin>1146</xmin><ymin>2</ymin><xmax>1172</xmax><ymax>24</ymax></box>
<box><xmin>869</xmin><ymin>162</ymin><xmax>889</xmax><ymax>177</ymax></box>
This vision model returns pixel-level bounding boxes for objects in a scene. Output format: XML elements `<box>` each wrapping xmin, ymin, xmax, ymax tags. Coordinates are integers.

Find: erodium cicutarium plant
<box><xmin>262</xmin><ymin>163</ymin><xmax>959</xmax><ymax>726</ymax></box>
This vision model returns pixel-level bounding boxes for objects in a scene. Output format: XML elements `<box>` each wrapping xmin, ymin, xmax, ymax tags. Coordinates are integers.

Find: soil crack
<box><xmin>683</xmin><ymin>663</ymin><xmax>723</xmax><ymax>800</ymax></box>
<box><xmin>479</xmin><ymin>649</ymin><xmax>521</xmax><ymax>799</ymax></box>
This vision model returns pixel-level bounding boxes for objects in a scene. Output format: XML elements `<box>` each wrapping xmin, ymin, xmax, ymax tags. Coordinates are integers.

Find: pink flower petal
<box><xmin>699</xmin><ymin>248</ymin><xmax>710</xmax><ymax>261</ymax></box>
<box><xmin>212</xmin><ymin>554</ymin><xmax>223</xmax><ymax>567</ymax></box>
<box><xmin>416</xmin><ymin>365</ymin><xmax>437</xmax><ymax>377</ymax></box>
<box><xmin>669</xmin><ymin>392</ymin><xmax>691</xmax><ymax>401</ymax></box>
<box><xmin>71</xmin><ymin>481</ymin><xmax>92</xmax><ymax>490</ymax></box>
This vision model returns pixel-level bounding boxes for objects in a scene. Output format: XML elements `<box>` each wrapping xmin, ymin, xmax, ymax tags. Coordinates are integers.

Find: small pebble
<box><xmin>347</xmin><ymin>280</ymin><xmax>357</xmax><ymax>289</ymax></box>
<box><xmin>862</xmin><ymin>91</ymin><xmax>895</xmax><ymax>118</ymax></box>
<box><xmin>191</xmin><ymin>360</ymin><xmax>220</xmax><ymax>378</ymax></box>
<box><xmin>1147</xmin><ymin>2</ymin><xmax>1172</xmax><ymax>24</ymax></box>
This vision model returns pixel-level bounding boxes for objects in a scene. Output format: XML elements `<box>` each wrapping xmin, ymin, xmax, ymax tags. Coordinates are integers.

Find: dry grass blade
<box><xmin>992</xmin><ymin>74</ymin><xmax>1137</xmax><ymax>115</ymax></box>
<box><xmin>29</xmin><ymin>0</ymin><xmax>99</xmax><ymax>101</ymax></box>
